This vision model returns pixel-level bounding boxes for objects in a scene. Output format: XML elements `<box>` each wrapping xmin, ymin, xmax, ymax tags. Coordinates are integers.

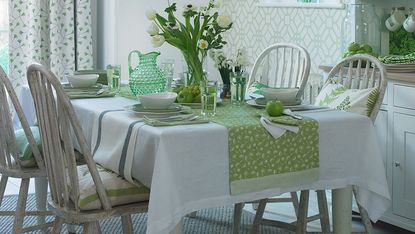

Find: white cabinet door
<box><xmin>393</xmin><ymin>112</ymin><xmax>415</xmax><ymax>221</ymax></box>
<box><xmin>375</xmin><ymin>110</ymin><xmax>388</xmax><ymax>166</ymax></box>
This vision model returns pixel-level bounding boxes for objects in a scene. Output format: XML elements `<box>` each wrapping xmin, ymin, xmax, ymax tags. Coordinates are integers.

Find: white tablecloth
<box><xmin>16</xmin><ymin>86</ymin><xmax>390</xmax><ymax>234</ymax></box>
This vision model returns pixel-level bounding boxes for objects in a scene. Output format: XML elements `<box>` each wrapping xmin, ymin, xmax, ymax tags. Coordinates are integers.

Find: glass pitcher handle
<box><xmin>128</xmin><ymin>50</ymin><xmax>141</xmax><ymax>76</ymax></box>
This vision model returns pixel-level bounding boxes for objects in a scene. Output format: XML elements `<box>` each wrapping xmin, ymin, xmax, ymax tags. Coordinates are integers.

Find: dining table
<box><xmin>16</xmin><ymin>84</ymin><xmax>391</xmax><ymax>234</ymax></box>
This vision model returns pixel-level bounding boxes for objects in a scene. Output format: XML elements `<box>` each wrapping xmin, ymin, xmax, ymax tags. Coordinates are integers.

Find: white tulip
<box><xmin>146</xmin><ymin>9</ymin><xmax>157</xmax><ymax>20</ymax></box>
<box><xmin>147</xmin><ymin>23</ymin><xmax>159</xmax><ymax>36</ymax></box>
<box><xmin>217</xmin><ymin>14</ymin><xmax>232</xmax><ymax>28</ymax></box>
<box><xmin>151</xmin><ymin>35</ymin><xmax>165</xmax><ymax>48</ymax></box>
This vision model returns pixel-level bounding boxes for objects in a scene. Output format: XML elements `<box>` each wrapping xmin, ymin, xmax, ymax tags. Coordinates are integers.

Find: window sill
<box><xmin>256</xmin><ymin>2</ymin><xmax>344</xmax><ymax>9</ymax></box>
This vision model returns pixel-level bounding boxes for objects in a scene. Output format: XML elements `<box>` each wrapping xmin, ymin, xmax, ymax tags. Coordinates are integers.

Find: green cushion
<box><xmin>247</xmin><ymin>81</ymin><xmax>270</xmax><ymax>94</ymax></box>
<box><xmin>77</xmin><ymin>164</ymin><xmax>150</xmax><ymax>211</ymax></box>
<box><xmin>14</xmin><ymin>126</ymin><xmax>42</xmax><ymax>168</ymax></box>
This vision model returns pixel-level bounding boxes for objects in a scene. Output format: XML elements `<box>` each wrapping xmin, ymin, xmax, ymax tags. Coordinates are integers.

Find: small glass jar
<box><xmin>230</xmin><ymin>72</ymin><xmax>247</xmax><ymax>105</ymax></box>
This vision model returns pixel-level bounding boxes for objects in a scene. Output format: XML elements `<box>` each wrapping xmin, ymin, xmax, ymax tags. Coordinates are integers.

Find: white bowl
<box><xmin>68</xmin><ymin>74</ymin><xmax>99</xmax><ymax>88</ymax></box>
<box><xmin>261</xmin><ymin>88</ymin><xmax>299</xmax><ymax>102</ymax></box>
<box><xmin>138</xmin><ymin>92</ymin><xmax>178</xmax><ymax>109</ymax></box>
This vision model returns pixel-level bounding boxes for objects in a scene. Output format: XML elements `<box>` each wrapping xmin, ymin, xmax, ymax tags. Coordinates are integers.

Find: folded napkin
<box><xmin>65</xmin><ymin>90</ymin><xmax>115</xmax><ymax>99</ymax></box>
<box><xmin>260</xmin><ymin>115</ymin><xmax>300</xmax><ymax>139</ymax></box>
<box><xmin>144</xmin><ymin>116</ymin><xmax>209</xmax><ymax>127</ymax></box>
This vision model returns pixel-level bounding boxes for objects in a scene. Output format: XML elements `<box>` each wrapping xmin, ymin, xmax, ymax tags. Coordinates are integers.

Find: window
<box><xmin>257</xmin><ymin>0</ymin><xmax>343</xmax><ymax>9</ymax></box>
<box><xmin>0</xmin><ymin>0</ymin><xmax>8</xmax><ymax>75</ymax></box>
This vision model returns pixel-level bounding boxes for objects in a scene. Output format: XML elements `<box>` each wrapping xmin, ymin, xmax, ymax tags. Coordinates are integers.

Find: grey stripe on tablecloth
<box><xmin>92</xmin><ymin>109</ymin><xmax>124</xmax><ymax>156</ymax></box>
<box><xmin>119</xmin><ymin>120</ymin><xmax>144</xmax><ymax>177</ymax></box>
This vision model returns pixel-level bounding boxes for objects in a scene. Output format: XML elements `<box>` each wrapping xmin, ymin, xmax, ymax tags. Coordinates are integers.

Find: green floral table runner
<box><xmin>210</xmin><ymin>103</ymin><xmax>320</xmax><ymax>195</ymax></box>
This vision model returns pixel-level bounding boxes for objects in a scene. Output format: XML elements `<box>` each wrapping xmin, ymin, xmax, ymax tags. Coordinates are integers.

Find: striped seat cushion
<box><xmin>76</xmin><ymin>164</ymin><xmax>150</xmax><ymax>211</ymax></box>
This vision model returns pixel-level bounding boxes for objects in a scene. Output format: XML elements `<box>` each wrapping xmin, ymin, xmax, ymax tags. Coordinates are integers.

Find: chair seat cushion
<box><xmin>314</xmin><ymin>83</ymin><xmax>379</xmax><ymax>117</ymax></box>
<box><xmin>76</xmin><ymin>164</ymin><xmax>150</xmax><ymax>211</ymax></box>
<box><xmin>14</xmin><ymin>126</ymin><xmax>42</xmax><ymax>168</ymax></box>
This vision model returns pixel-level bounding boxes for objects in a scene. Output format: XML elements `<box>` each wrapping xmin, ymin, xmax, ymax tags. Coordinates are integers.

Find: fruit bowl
<box><xmin>67</xmin><ymin>74</ymin><xmax>99</xmax><ymax>88</ymax></box>
<box><xmin>260</xmin><ymin>88</ymin><xmax>299</xmax><ymax>102</ymax></box>
<box><xmin>138</xmin><ymin>92</ymin><xmax>178</xmax><ymax>109</ymax></box>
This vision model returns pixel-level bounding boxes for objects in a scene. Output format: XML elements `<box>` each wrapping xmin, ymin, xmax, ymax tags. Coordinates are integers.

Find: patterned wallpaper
<box><xmin>221</xmin><ymin>0</ymin><xmax>346</xmax><ymax>75</ymax></box>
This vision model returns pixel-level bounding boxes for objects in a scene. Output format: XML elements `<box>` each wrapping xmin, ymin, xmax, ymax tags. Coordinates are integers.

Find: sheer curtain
<box><xmin>8</xmin><ymin>0</ymin><xmax>93</xmax><ymax>90</ymax></box>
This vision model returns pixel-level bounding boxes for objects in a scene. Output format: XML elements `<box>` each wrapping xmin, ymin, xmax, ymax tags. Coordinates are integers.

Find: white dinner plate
<box><xmin>124</xmin><ymin>104</ymin><xmax>192</xmax><ymax>117</ymax></box>
<box><xmin>246</xmin><ymin>99</ymin><xmax>328</xmax><ymax>111</ymax></box>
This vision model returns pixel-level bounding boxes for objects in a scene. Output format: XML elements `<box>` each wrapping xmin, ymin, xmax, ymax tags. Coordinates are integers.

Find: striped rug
<box><xmin>0</xmin><ymin>194</ymin><xmax>292</xmax><ymax>234</ymax></box>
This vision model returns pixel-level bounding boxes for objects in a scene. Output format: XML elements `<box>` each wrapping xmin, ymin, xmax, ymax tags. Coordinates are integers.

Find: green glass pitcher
<box><xmin>128</xmin><ymin>50</ymin><xmax>167</xmax><ymax>96</ymax></box>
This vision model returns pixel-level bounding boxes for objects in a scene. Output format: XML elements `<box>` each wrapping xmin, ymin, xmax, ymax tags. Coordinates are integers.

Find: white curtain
<box><xmin>8</xmin><ymin>0</ymin><xmax>93</xmax><ymax>90</ymax></box>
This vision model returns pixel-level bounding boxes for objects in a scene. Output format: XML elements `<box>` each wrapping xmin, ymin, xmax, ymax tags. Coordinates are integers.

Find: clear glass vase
<box><xmin>341</xmin><ymin>4</ymin><xmax>381</xmax><ymax>56</ymax></box>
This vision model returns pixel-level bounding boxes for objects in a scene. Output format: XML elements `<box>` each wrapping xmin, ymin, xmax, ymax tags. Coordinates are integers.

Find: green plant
<box><xmin>146</xmin><ymin>1</ymin><xmax>232</xmax><ymax>84</ymax></box>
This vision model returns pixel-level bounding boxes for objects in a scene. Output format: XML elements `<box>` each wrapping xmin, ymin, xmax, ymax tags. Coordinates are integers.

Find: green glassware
<box><xmin>128</xmin><ymin>51</ymin><xmax>167</xmax><ymax>96</ymax></box>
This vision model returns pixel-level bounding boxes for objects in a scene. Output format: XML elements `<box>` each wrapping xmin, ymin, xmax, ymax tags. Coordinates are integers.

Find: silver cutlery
<box><xmin>283</xmin><ymin>109</ymin><xmax>303</xmax><ymax>120</ymax></box>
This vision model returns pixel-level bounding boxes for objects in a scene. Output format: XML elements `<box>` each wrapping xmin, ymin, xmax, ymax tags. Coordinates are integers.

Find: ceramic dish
<box><xmin>67</xmin><ymin>74</ymin><xmax>99</xmax><ymax>88</ymax></box>
<box><xmin>254</xmin><ymin>97</ymin><xmax>302</xmax><ymax>106</ymax></box>
<box><xmin>124</xmin><ymin>104</ymin><xmax>191</xmax><ymax>117</ymax></box>
<box><xmin>138</xmin><ymin>92</ymin><xmax>178</xmax><ymax>109</ymax></box>
<box><xmin>246</xmin><ymin>99</ymin><xmax>324</xmax><ymax>111</ymax></box>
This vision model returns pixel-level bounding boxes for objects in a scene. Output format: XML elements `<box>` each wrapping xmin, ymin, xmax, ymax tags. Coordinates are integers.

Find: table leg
<box><xmin>35</xmin><ymin>177</ymin><xmax>48</xmax><ymax>226</ymax></box>
<box><xmin>332</xmin><ymin>186</ymin><xmax>352</xmax><ymax>234</ymax></box>
<box><xmin>170</xmin><ymin>218</ymin><xmax>183</xmax><ymax>234</ymax></box>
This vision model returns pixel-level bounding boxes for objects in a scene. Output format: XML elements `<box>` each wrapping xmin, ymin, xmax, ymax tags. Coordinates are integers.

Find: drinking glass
<box><xmin>106</xmin><ymin>64</ymin><xmax>121</xmax><ymax>93</ymax></box>
<box><xmin>160</xmin><ymin>59</ymin><xmax>175</xmax><ymax>89</ymax></box>
<box><xmin>230</xmin><ymin>72</ymin><xmax>247</xmax><ymax>105</ymax></box>
<box><xmin>200</xmin><ymin>80</ymin><xmax>217</xmax><ymax>117</ymax></box>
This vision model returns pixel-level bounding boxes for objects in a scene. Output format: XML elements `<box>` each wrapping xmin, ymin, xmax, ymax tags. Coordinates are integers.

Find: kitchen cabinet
<box><xmin>375</xmin><ymin>78</ymin><xmax>415</xmax><ymax>232</ymax></box>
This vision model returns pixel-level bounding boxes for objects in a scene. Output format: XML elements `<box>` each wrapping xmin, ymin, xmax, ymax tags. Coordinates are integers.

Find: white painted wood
<box><xmin>170</xmin><ymin>218</ymin><xmax>183</xmax><ymax>234</ymax></box>
<box><xmin>375</xmin><ymin>110</ymin><xmax>388</xmax><ymax>167</ymax></box>
<box><xmin>393</xmin><ymin>84</ymin><xmax>415</xmax><ymax>110</ymax></box>
<box><xmin>332</xmin><ymin>186</ymin><xmax>353</xmax><ymax>234</ymax></box>
<box><xmin>248</xmin><ymin>43</ymin><xmax>311</xmax><ymax>100</ymax></box>
<box><xmin>392</xmin><ymin>112</ymin><xmax>415</xmax><ymax>221</ymax></box>
<box><xmin>0</xmin><ymin>66</ymin><xmax>52</xmax><ymax>232</ymax></box>
<box><xmin>35</xmin><ymin>177</ymin><xmax>48</xmax><ymax>226</ymax></box>
<box><xmin>26</xmin><ymin>63</ymin><xmax>149</xmax><ymax>233</ymax></box>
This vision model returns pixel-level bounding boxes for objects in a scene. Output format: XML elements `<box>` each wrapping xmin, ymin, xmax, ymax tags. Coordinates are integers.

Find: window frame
<box><xmin>257</xmin><ymin>0</ymin><xmax>344</xmax><ymax>9</ymax></box>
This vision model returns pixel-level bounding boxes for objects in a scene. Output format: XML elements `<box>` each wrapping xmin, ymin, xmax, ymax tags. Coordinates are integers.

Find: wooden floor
<box><xmin>2</xmin><ymin>176</ymin><xmax>413</xmax><ymax>234</ymax></box>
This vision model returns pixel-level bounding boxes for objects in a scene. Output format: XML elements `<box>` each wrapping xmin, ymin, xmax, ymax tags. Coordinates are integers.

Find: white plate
<box><xmin>246</xmin><ymin>99</ymin><xmax>327</xmax><ymax>111</ymax></box>
<box><xmin>124</xmin><ymin>104</ymin><xmax>192</xmax><ymax>117</ymax></box>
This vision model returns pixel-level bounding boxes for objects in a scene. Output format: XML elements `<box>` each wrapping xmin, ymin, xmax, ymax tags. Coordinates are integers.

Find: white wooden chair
<box><xmin>26</xmin><ymin>63</ymin><xmax>149</xmax><ymax>233</ymax></box>
<box><xmin>247</xmin><ymin>42</ymin><xmax>311</xmax><ymax>100</ymax></box>
<box><xmin>0</xmin><ymin>66</ymin><xmax>52</xmax><ymax>233</ymax></box>
<box><xmin>251</xmin><ymin>54</ymin><xmax>388</xmax><ymax>234</ymax></box>
<box><xmin>234</xmin><ymin>43</ymin><xmax>319</xmax><ymax>233</ymax></box>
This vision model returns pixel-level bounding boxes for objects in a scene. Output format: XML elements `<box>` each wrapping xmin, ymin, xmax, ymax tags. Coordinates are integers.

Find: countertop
<box><xmin>319</xmin><ymin>65</ymin><xmax>415</xmax><ymax>83</ymax></box>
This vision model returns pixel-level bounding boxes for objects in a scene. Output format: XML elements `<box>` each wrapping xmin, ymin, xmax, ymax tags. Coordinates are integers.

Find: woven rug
<box><xmin>0</xmin><ymin>194</ymin><xmax>292</xmax><ymax>234</ymax></box>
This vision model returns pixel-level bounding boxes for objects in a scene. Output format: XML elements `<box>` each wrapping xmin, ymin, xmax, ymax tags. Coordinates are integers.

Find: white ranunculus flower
<box><xmin>145</xmin><ymin>9</ymin><xmax>157</xmax><ymax>20</ymax></box>
<box><xmin>147</xmin><ymin>23</ymin><xmax>159</xmax><ymax>36</ymax></box>
<box><xmin>198</xmin><ymin>39</ymin><xmax>209</xmax><ymax>50</ymax></box>
<box><xmin>151</xmin><ymin>35</ymin><xmax>165</xmax><ymax>48</ymax></box>
<box><xmin>217</xmin><ymin>14</ymin><xmax>232</xmax><ymax>28</ymax></box>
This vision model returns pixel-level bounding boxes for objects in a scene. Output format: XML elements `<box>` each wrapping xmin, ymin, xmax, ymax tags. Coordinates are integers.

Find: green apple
<box><xmin>347</xmin><ymin>42</ymin><xmax>360</xmax><ymax>53</ymax></box>
<box><xmin>266</xmin><ymin>100</ymin><xmax>284</xmax><ymax>117</ymax></box>
<box><xmin>177</xmin><ymin>89</ymin><xmax>193</xmax><ymax>103</ymax></box>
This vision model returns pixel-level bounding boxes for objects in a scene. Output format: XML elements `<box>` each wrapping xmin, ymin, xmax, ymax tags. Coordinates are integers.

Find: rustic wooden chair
<box><xmin>251</xmin><ymin>54</ymin><xmax>387</xmax><ymax>234</ymax></box>
<box><xmin>0</xmin><ymin>66</ymin><xmax>52</xmax><ymax>233</ymax></box>
<box><xmin>26</xmin><ymin>63</ymin><xmax>150</xmax><ymax>233</ymax></box>
<box><xmin>234</xmin><ymin>43</ymin><xmax>323</xmax><ymax>233</ymax></box>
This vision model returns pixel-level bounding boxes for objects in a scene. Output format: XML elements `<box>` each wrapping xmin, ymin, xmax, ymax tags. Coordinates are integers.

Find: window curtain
<box><xmin>8</xmin><ymin>0</ymin><xmax>93</xmax><ymax>90</ymax></box>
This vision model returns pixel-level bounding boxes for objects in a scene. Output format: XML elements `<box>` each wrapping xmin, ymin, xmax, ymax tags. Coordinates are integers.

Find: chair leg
<box><xmin>316</xmin><ymin>190</ymin><xmax>331</xmax><ymax>233</ymax></box>
<box><xmin>84</xmin><ymin>221</ymin><xmax>101</xmax><ymax>234</ymax></box>
<box><xmin>35</xmin><ymin>177</ymin><xmax>48</xmax><ymax>227</ymax></box>
<box><xmin>353</xmin><ymin>187</ymin><xmax>373</xmax><ymax>234</ymax></box>
<box><xmin>296</xmin><ymin>190</ymin><xmax>309</xmax><ymax>234</ymax></box>
<box><xmin>52</xmin><ymin>217</ymin><xmax>64</xmax><ymax>234</ymax></box>
<box><xmin>233</xmin><ymin>203</ymin><xmax>244</xmax><ymax>234</ymax></box>
<box><xmin>250</xmin><ymin>199</ymin><xmax>267</xmax><ymax>234</ymax></box>
<box><xmin>12</xmin><ymin>178</ymin><xmax>30</xmax><ymax>234</ymax></box>
<box><xmin>0</xmin><ymin>175</ymin><xmax>8</xmax><ymax>207</ymax></box>
<box><xmin>290</xmin><ymin>191</ymin><xmax>299</xmax><ymax>217</ymax></box>
<box><xmin>121</xmin><ymin>215</ymin><xmax>133</xmax><ymax>234</ymax></box>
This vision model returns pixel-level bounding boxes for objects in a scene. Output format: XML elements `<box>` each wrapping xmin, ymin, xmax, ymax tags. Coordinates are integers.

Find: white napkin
<box><xmin>260</xmin><ymin>116</ymin><xmax>299</xmax><ymax>139</ymax></box>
